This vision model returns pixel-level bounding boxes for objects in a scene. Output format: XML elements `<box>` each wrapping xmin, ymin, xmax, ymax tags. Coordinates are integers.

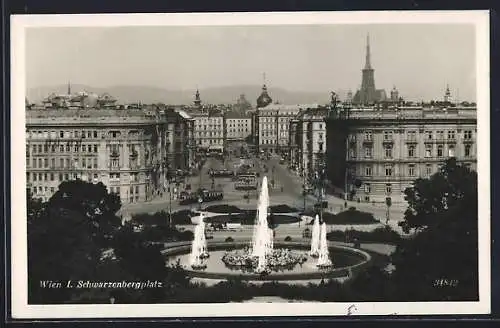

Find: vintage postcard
<box><xmin>10</xmin><ymin>11</ymin><xmax>490</xmax><ymax>318</ymax></box>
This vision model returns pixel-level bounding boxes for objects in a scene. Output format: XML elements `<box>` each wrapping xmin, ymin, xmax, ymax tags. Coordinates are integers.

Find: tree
<box><xmin>28</xmin><ymin>180</ymin><xmax>122</xmax><ymax>303</ymax></box>
<box><xmin>391</xmin><ymin>158</ymin><xmax>478</xmax><ymax>301</ymax></box>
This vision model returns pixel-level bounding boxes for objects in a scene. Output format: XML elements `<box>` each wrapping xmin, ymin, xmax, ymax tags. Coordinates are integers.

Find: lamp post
<box><xmin>385</xmin><ymin>196</ymin><xmax>392</xmax><ymax>225</ymax></box>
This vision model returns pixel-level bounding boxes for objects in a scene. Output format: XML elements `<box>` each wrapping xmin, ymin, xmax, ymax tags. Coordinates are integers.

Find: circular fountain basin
<box><xmin>164</xmin><ymin>241</ymin><xmax>371</xmax><ymax>281</ymax></box>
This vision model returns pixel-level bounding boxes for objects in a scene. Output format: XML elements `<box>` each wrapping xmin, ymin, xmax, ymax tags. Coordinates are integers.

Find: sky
<box><xmin>25</xmin><ymin>24</ymin><xmax>477</xmax><ymax>101</ymax></box>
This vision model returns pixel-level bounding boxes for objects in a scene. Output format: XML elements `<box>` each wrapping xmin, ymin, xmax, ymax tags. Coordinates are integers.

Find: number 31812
<box><xmin>433</xmin><ymin>279</ymin><xmax>459</xmax><ymax>287</ymax></box>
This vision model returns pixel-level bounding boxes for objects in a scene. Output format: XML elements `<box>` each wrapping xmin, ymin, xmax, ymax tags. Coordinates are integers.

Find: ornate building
<box><xmin>325</xmin><ymin>103</ymin><xmax>477</xmax><ymax>203</ymax></box>
<box><xmin>190</xmin><ymin>110</ymin><xmax>225</xmax><ymax>152</ymax></box>
<box><xmin>289</xmin><ymin>106</ymin><xmax>329</xmax><ymax>178</ymax></box>
<box><xmin>352</xmin><ymin>34</ymin><xmax>387</xmax><ymax>105</ymax></box>
<box><xmin>255</xmin><ymin>104</ymin><xmax>312</xmax><ymax>155</ymax></box>
<box><xmin>26</xmin><ymin>104</ymin><xmax>195</xmax><ymax>204</ymax></box>
<box><xmin>224</xmin><ymin>111</ymin><xmax>252</xmax><ymax>141</ymax></box>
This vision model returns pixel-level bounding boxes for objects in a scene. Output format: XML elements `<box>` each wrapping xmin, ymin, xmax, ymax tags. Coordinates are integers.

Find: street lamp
<box><xmin>385</xmin><ymin>196</ymin><xmax>392</xmax><ymax>225</ymax></box>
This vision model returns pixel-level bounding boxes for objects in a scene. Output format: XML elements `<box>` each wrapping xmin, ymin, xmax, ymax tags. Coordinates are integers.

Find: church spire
<box><xmin>194</xmin><ymin>87</ymin><xmax>201</xmax><ymax>108</ymax></box>
<box><xmin>67</xmin><ymin>81</ymin><xmax>71</xmax><ymax>95</ymax></box>
<box><xmin>364</xmin><ymin>33</ymin><xmax>372</xmax><ymax>70</ymax></box>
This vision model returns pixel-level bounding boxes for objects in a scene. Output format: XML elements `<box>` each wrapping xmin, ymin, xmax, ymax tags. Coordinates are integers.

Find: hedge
<box><xmin>327</xmin><ymin>226</ymin><xmax>401</xmax><ymax>244</ymax></box>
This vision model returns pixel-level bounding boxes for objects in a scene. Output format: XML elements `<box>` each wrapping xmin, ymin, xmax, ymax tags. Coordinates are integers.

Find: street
<box><xmin>119</xmin><ymin>145</ymin><xmax>406</xmax><ymax>231</ymax></box>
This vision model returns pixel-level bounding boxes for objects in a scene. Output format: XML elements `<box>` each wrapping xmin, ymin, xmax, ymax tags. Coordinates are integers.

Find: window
<box><xmin>59</xmin><ymin>173</ymin><xmax>63</xmax><ymax>181</ymax></box>
<box><xmin>32</xmin><ymin>145</ymin><xmax>37</xmax><ymax>153</ymax></box>
<box><xmin>448</xmin><ymin>130</ymin><xmax>456</xmax><ymax>140</ymax></box>
<box><xmin>364</xmin><ymin>146</ymin><xmax>372</xmax><ymax>158</ymax></box>
<box><xmin>43</xmin><ymin>145</ymin><xmax>48</xmax><ymax>152</ymax></box>
<box><xmin>385</xmin><ymin>165</ymin><xmax>393</xmax><ymax>176</ymax></box>
<box><xmin>425</xmin><ymin>144</ymin><xmax>432</xmax><ymax>158</ymax></box>
<box><xmin>437</xmin><ymin>145</ymin><xmax>444</xmax><ymax>157</ymax></box>
<box><xmin>94</xmin><ymin>145</ymin><xmax>98</xmax><ymax>153</ymax></box>
<box><xmin>448</xmin><ymin>145</ymin><xmax>455</xmax><ymax>157</ymax></box>
<box><xmin>94</xmin><ymin>131</ymin><xmax>98</xmax><ymax>138</ymax></box>
<box><xmin>408</xmin><ymin>145</ymin><xmax>415</xmax><ymax>158</ymax></box>
<box><xmin>464</xmin><ymin>130</ymin><xmax>473</xmax><ymax>139</ymax></box>
<box><xmin>111</xmin><ymin>158</ymin><xmax>119</xmax><ymax>168</ymax></box>
<box><xmin>38</xmin><ymin>158</ymin><xmax>42</xmax><ymax>168</ymax></box>
<box><xmin>407</xmin><ymin>131</ymin><xmax>416</xmax><ymax>140</ymax></box>
<box><xmin>51</xmin><ymin>158</ymin><xmax>55</xmax><ymax>168</ymax></box>
<box><xmin>364</xmin><ymin>131</ymin><xmax>373</xmax><ymax>141</ymax></box>
<box><xmin>384</xmin><ymin>146</ymin><xmax>393</xmax><ymax>159</ymax></box>
<box><xmin>50</xmin><ymin>173</ymin><xmax>54</xmax><ymax>181</ymax></box>
<box><xmin>88</xmin><ymin>145</ymin><xmax>92</xmax><ymax>152</ymax></box>
<box><xmin>66</xmin><ymin>144</ymin><xmax>70</xmax><ymax>152</ymax></box>
<box><xmin>60</xmin><ymin>145</ymin><xmax>64</xmax><ymax>152</ymax></box>
<box><xmin>383</xmin><ymin>130</ymin><xmax>393</xmax><ymax>140</ymax></box>
<box><xmin>349</xmin><ymin>147</ymin><xmax>356</xmax><ymax>159</ymax></box>
<box><xmin>44</xmin><ymin>158</ymin><xmax>48</xmax><ymax>168</ymax></box>
<box><xmin>426</xmin><ymin>164</ymin><xmax>433</xmax><ymax>176</ymax></box>
<box><xmin>437</xmin><ymin>130</ymin><xmax>444</xmax><ymax>140</ymax></box>
<box><xmin>59</xmin><ymin>131</ymin><xmax>64</xmax><ymax>138</ymax></box>
<box><xmin>464</xmin><ymin>144</ymin><xmax>472</xmax><ymax>157</ymax></box>
<box><xmin>38</xmin><ymin>145</ymin><xmax>42</xmax><ymax>153</ymax></box>
<box><xmin>365</xmin><ymin>165</ymin><xmax>372</xmax><ymax>176</ymax></box>
<box><xmin>386</xmin><ymin>184</ymin><xmax>392</xmax><ymax>194</ymax></box>
<box><xmin>365</xmin><ymin>183</ymin><xmax>371</xmax><ymax>193</ymax></box>
<box><xmin>408</xmin><ymin>164</ymin><xmax>415</xmax><ymax>176</ymax></box>
<box><xmin>33</xmin><ymin>173</ymin><xmax>37</xmax><ymax>181</ymax></box>
<box><xmin>93</xmin><ymin>158</ymin><xmax>98</xmax><ymax>169</ymax></box>
<box><xmin>60</xmin><ymin>158</ymin><xmax>64</xmax><ymax>168</ymax></box>
<box><xmin>426</xmin><ymin>131</ymin><xmax>433</xmax><ymax>140</ymax></box>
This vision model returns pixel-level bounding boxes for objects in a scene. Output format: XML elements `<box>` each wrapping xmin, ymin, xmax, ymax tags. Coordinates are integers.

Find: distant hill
<box><xmin>27</xmin><ymin>84</ymin><xmax>343</xmax><ymax>106</ymax></box>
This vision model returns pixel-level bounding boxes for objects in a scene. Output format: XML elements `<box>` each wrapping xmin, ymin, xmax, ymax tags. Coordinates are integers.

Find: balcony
<box><xmin>129</xmin><ymin>150</ymin><xmax>138</xmax><ymax>159</ymax></box>
<box><xmin>362</xmin><ymin>138</ymin><xmax>373</xmax><ymax>145</ymax></box>
<box><xmin>462</xmin><ymin>138</ymin><xmax>474</xmax><ymax>144</ymax></box>
<box><xmin>446</xmin><ymin>137</ymin><xmax>457</xmax><ymax>144</ymax></box>
<box><xmin>404</xmin><ymin>138</ymin><xmax>418</xmax><ymax>144</ymax></box>
<box><xmin>110</xmin><ymin>150</ymin><xmax>120</xmax><ymax>158</ymax></box>
<box><xmin>382</xmin><ymin>138</ymin><xmax>394</xmax><ymax>146</ymax></box>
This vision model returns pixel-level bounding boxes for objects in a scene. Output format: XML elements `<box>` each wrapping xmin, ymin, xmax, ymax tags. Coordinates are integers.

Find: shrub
<box><xmin>333</xmin><ymin>209</ymin><xmax>377</xmax><ymax>225</ymax></box>
<box><xmin>327</xmin><ymin>226</ymin><xmax>401</xmax><ymax>244</ymax></box>
<box><xmin>171</xmin><ymin>210</ymin><xmax>196</xmax><ymax>225</ymax></box>
<box><xmin>225</xmin><ymin>237</ymin><xmax>234</xmax><ymax>242</ymax></box>
<box><xmin>270</xmin><ymin>205</ymin><xmax>299</xmax><ymax>213</ymax></box>
<box><xmin>132</xmin><ymin>210</ymin><xmax>196</xmax><ymax>226</ymax></box>
<box><xmin>204</xmin><ymin>205</ymin><xmax>241</xmax><ymax>213</ymax></box>
<box><xmin>284</xmin><ymin>236</ymin><xmax>292</xmax><ymax>242</ymax></box>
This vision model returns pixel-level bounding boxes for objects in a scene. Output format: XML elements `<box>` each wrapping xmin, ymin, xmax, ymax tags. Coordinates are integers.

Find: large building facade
<box><xmin>224</xmin><ymin>111</ymin><xmax>252</xmax><ymax>141</ymax></box>
<box><xmin>325</xmin><ymin>105</ymin><xmax>477</xmax><ymax>203</ymax></box>
<box><xmin>289</xmin><ymin>107</ymin><xmax>329</xmax><ymax>178</ymax></box>
<box><xmin>191</xmin><ymin>111</ymin><xmax>225</xmax><ymax>152</ymax></box>
<box><xmin>26</xmin><ymin>105</ymin><xmax>195</xmax><ymax>204</ymax></box>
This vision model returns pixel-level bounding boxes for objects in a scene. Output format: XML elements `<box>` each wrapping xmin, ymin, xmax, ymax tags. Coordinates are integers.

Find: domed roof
<box><xmin>256</xmin><ymin>84</ymin><xmax>272</xmax><ymax>108</ymax></box>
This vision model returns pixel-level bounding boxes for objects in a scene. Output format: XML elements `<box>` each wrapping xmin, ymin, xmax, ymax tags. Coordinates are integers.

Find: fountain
<box><xmin>167</xmin><ymin>175</ymin><xmax>370</xmax><ymax>281</ymax></box>
<box><xmin>190</xmin><ymin>214</ymin><xmax>209</xmax><ymax>269</ymax></box>
<box><xmin>251</xmin><ymin>176</ymin><xmax>273</xmax><ymax>273</ymax></box>
<box><xmin>317</xmin><ymin>222</ymin><xmax>333</xmax><ymax>268</ymax></box>
<box><xmin>309</xmin><ymin>215</ymin><xmax>320</xmax><ymax>257</ymax></box>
